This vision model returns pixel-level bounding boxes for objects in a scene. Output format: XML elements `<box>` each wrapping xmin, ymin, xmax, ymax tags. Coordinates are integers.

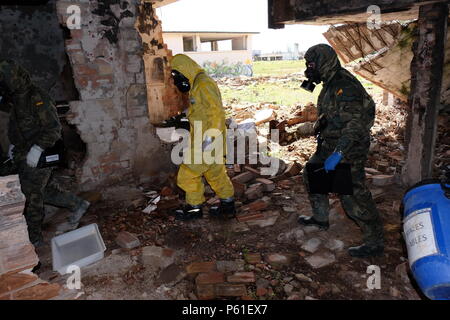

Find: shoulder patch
<box><xmin>35</xmin><ymin>101</ymin><xmax>44</xmax><ymax>107</ymax></box>
<box><xmin>336</xmin><ymin>88</ymin><xmax>343</xmax><ymax>96</ymax></box>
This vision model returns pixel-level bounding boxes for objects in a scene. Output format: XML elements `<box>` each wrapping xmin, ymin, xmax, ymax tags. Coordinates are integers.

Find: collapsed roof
<box><xmin>323</xmin><ymin>21</ymin><xmax>450</xmax><ymax>106</ymax></box>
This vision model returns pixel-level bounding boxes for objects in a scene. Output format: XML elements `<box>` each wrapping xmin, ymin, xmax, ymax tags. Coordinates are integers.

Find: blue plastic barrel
<box><xmin>403</xmin><ymin>179</ymin><xmax>450</xmax><ymax>300</ymax></box>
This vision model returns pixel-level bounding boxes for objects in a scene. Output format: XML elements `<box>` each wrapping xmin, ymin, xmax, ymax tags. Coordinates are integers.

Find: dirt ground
<box><xmin>31</xmin><ymin>71</ymin><xmax>446</xmax><ymax>301</ymax></box>
<box><xmin>34</xmin><ymin>173</ymin><xmax>424</xmax><ymax>301</ymax></box>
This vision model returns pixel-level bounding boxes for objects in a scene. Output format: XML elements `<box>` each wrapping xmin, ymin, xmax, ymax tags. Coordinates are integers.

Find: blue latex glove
<box><xmin>324</xmin><ymin>152</ymin><xmax>343</xmax><ymax>172</ymax></box>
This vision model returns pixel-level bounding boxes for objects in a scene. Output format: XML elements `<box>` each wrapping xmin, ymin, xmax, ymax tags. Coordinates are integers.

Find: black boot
<box><xmin>348</xmin><ymin>243</ymin><xmax>384</xmax><ymax>258</ymax></box>
<box><xmin>297</xmin><ymin>215</ymin><xmax>329</xmax><ymax>230</ymax></box>
<box><xmin>209</xmin><ymin>199</ymin><xmax>236</xmax><ymax>219</ymax></box>
<box><xmin>175</xmin><ymin>204</ymin><xmax>203</xmax><ymax>221</ymax></box>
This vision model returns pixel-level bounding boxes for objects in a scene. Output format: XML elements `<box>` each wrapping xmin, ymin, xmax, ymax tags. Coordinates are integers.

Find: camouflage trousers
<box><xmin>302</xmin><ymin>140</ymin><xmax>384</xmax><ymax>247</ymax></box>
<box><xmin>17</xmin><ymin>161</ymin><xmax>83</xmax><ymax>243</ymax></box>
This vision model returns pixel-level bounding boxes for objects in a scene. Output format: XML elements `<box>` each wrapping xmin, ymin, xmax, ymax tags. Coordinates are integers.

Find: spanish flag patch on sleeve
<box><xmin>35</xmin><ymin>101</ymin><xmax>44</xmax><ymax>106</ymax></box>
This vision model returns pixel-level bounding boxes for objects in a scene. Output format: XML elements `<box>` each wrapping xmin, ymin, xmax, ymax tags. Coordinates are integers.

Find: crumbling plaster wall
<box><xmin>0</xmin><ymin>1</ymin><xmax>78</xmax><ymax>153</ymax></box>
<box><xmin>56</xmin><ymin>0</ymin><xmax>178</xmax><ymax>191</ymax></box>
<box><xmin>0</xmin><ymin>1</ymin><xmax>77</xmax><ymax>102</ymax></box>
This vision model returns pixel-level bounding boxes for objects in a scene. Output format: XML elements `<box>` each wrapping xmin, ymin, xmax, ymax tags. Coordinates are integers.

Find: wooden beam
<box><xmin>403</xmin><ymin>2</ymin><xmax>448</xmax><ymax>186</ymax></box>
<box><xmin>268</xmin><ymin>0</ymin><xmax>440</xmax><ymax>26</ymax></box>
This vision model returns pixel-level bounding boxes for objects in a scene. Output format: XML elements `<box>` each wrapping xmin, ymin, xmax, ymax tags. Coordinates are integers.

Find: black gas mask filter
<box><xmin>171</xmin><ymin>69</ymin><xmax>191</xmax><ymax>93</ymax></box>
<box><xmin>301</xmin><ymin>61</ymin><xmax>321</xmax><ymax>93</ymax></box>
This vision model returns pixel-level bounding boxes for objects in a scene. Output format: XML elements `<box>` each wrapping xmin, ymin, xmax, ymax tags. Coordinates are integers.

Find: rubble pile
<box><xmin>33</xmin><ymin>73</ymin><xmax>436</xmax><ymax>301</ymax></box>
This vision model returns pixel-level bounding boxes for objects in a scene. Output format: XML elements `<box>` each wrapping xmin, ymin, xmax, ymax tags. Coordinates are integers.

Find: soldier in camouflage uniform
<box><xmin>0</xmin><ymin>59</ymin><xmax>90</xmax><ymax>247</ymax></box>
<box><xmin>295</xmin><ymin>44</ymin><xmax>384</xmax><ymax>258</ymax></box>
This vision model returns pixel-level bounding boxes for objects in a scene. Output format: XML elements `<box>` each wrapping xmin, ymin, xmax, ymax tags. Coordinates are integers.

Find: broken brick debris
<box><xmin>255</xmin><ymin>178</ymin><xmax>276</xmax><ymax>192</ymax></box>
<box><xmin>236</xmin><ymin>212</ymin><xmax>265</xmax><ymax>223</ymax></box>
<box><xmin>245</xmin><ymin>183</ymin><xmax>265</xmax><ymax>200</ymax></box>
<box><xmin>227</xmin><ymin>272</ymin><xmax>256</xmax><ymax>283</ymax></box>
<box><xmin>186</xmin><ymin>261</ymin><xmax>217</xmax><ymax>274</ymax></box>
<box><xmin>195</xmin><ymin>272</ymin><xmax>225</xmax><ymax>285</ymax></box>
<box><xmin>231</xmin><ymin>171</ymin><xmax>256</xmax><ymax>184</ymax></box>
<box><xmin>241</xmin><ymin>199</ymin><xmax>269</xmax><ymax>212</ymax></box>
<box><xmin>264</xmin><ymin>253</ymin><xmax>292</xmax><ymax>268</ymax></box>
<box><xmin>115</xmin><ymin>231</ymin><xmax>141</xmax><ymax>249</ymax></box>
<box><xmin>196</xmin><ymin>284</ymin><xmax>216</xmax><ymax>300</ymax></box>
<box><xmin>215</xmin><ymin>284</ymin><xmax>247</xmax><ymax>297</ymax></box>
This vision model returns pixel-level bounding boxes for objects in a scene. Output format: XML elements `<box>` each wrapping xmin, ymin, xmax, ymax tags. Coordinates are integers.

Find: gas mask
<box><xmin>171</xmin><ymin>69</ymin><xmax>191</xmax><ymax>93</ymax></box>
<box><xmin>301</xmin><ymin>61</ymin><xmax>321</xmax><ymax>93</ymax></box>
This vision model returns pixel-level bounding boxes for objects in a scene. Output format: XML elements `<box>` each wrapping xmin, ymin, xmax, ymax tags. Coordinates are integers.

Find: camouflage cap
<box><xmin>0</xmin><ymin>59</ymin><xmax>32</xmax><ymax>94</ymax></box>
<box><xmin>304</xmin><ymin>44</ymin><xmax>341</xmax><ymax>83</ymax></box>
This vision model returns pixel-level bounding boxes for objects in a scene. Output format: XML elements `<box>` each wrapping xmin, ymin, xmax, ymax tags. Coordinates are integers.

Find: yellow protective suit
<box><xmin>170</xmin><ymin>54</ymin><xmax>234</xmax><ymax>206</ymax></box>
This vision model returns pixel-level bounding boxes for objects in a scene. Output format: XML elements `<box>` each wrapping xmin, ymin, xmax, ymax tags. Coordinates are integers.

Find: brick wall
<box><xmin>56</xmin><ymin>0</ymin><xmax>183</xmax><ymax>191</ymax></box>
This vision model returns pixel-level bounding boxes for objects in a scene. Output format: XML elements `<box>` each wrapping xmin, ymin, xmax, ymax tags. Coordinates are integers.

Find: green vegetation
<box><xmin>219</xmin><ymin>79</ymin><xmax>321</xmax><ymax>106</ymax></box>
<box><xmin>219</xmin><ymin>60</ymin><xmax>383</xmax><ymax>106</ymax></box>
<box><xmin>253</xmin><ymin>60</ymin><xmax>306</xmax><ymax>76</ymax></box>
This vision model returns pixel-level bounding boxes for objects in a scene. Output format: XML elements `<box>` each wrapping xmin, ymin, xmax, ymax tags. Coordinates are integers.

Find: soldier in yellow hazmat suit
<box><xmin>170</xmin><ymin>54</ymin><xmax>235</xmax><ymax>221</ymax></box>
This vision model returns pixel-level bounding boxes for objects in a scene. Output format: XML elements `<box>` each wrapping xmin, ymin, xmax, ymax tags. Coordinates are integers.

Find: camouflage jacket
<box><xmin>317</xmin><ymin>67</ymin><xmax>375</xmax><ymax>157</ymax></box>
<box><xmin>0</xmin><ymin>60</ymin><xmax>61</xmax><ymax>160</ymax></box>
<box><xmin>304</xmin><ymin>44</ymin><xmax>375</xmax><ymax>159</ymax></box>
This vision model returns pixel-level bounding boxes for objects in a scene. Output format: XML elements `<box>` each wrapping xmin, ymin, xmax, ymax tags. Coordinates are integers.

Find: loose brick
<box><xmin>0</xmin><ymin>273</ymin><xmax>38</xmax><ymax>296</ymax></box>
<box><xmin>241</xmin><ymin>200</ymin><xmax>269</xmax><ymax>212</ymax></box>
<box><xmin>231</xmin><ymin>171</ymin><xmax>255</xmax><ymax>184</ymax></box>
<box><xmin>215</xmin><ymin>284</ymin><xmax>247</xmax><ymax>297</ymax></box>
<box><xmin>265</xmin><ymin>253</ymin><xmax>292</xmax><ymax>267</ymax></box>
<box><xmin>115</xmin><ymin>231</ymin><xmax>140</xmax><ymax>249</ymax></box>
<box><xmin>245</xmin><ymin>183</ymin><xmax>264</xmax><ymax>200</ymax></box>
<box><xmin>236</xmin><ymin>212</ymin><xmax>265</xmax><ymax>223</ymax></box>
<box><xmin>13</xmin><ymin>283</ymin><xmax>60</xmax><ymax>300</ymax></box>
<box><xmin>244</xmin><ymin>166</ymin><xmax>261</xmax><ymax>176</ymax></box>
<box><xmin>284</xmin><ymin>162</ymin><xmax>302</xmax><ymax>177</ymax></box>
<box><xmin>227</xmin><ymin>272</ymin><xmax>256</xmax><ymax>283</ymax></box>
<box><xmin>1</xmin><ymin>244</ymin><xmax>39</xmax><ymax>274</ymax></box>
<box><xmin>255</xmin><ymin>178</ymin><xmax>276</xmax><ymax>192</ymax></box>
<box><xmin>196</xmin><ymin>284</ymin><xmax>216</xmax><ymax>300</ymax></box>
<box><xmin>195</xmin><ymin>272</ymin><xmax>225</xmax><ymax>285</ymax></box>
<box><xmin>186</xmin><ymin>261</ymin><xmax>217</xmax><ymax>274</ymax></box>
<box><xmin>277</xmin><ymin>179</ymin><xmax>294</xmax><ymax>189</ymax></box>
<box><xmin>232</xmin><ymin>181</ymin><xmax>246</xmax><ymax>197</ymax></box>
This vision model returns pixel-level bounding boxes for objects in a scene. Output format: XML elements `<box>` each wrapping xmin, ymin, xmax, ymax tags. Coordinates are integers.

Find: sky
<box><xmin>157</xmin><ymin>0</ymin><xmax>330</xmax><ymax>53</ymax></box>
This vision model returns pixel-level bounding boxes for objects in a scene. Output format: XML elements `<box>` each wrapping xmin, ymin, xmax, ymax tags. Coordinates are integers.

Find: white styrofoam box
<box><xmin>52</xmin><ymin>223</ymin><xmax>106</xmax><ymax>275</ymax></box>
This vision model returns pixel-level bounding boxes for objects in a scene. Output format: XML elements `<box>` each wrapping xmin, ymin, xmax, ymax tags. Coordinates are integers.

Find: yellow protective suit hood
<box><xmin>170</xmin><ymin>54</ymin><xmax>204</xmax><ymax>87</ymax></box>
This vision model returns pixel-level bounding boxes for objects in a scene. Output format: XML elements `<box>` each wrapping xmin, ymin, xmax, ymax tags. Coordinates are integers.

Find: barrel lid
<box><xmin>404</xmin><ymin>179</ymin><xmax>441</xmax><ymax>197</ymax></box>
